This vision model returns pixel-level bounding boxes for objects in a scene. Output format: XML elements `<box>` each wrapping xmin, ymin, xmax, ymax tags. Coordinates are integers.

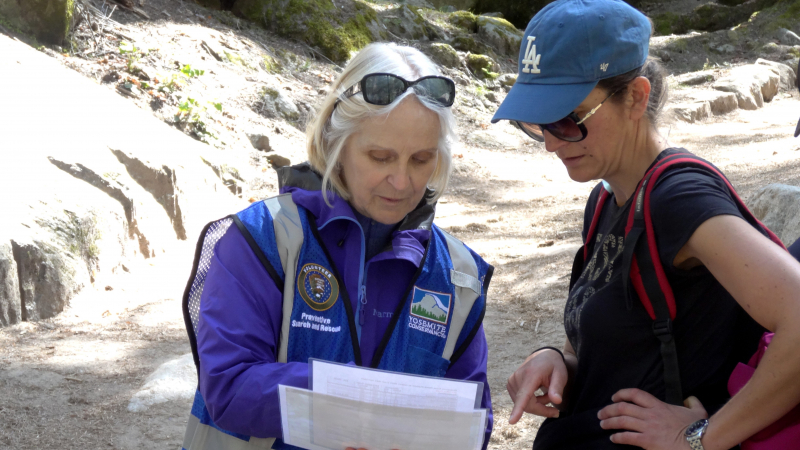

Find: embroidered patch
<box><xmin>298</xmin><ymin>263</ymin><xmax>339</xmax><ymax>311</ymax></box>
<box><xmin>521</xmin><ymin>36</ymin><xmax>541</xmax><ymax>74</ymax></box>
<box><xmin>409</xmin><ymin>287</ymin><xmax>451</xmax><ymax>325</ymax></box>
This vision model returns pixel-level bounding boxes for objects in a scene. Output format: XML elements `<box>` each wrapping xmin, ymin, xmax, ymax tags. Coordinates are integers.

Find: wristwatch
<box><xmin>684</xmin><ymin>419</ymin><xmax>709</xmax><ymax>450</ymax></box>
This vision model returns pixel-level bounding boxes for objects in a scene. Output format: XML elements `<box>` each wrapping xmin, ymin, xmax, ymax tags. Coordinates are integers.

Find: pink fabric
<box><xmin>728</xmin><ymin>333</ymin><xmax>800</xmax><ymax>449</ymax></box>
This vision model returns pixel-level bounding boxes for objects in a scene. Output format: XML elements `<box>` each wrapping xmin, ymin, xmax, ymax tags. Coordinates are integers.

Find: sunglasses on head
<box><xmin>337</xmin><ymin>73</ymin><xmax>456</xmax><ymax>108</ymax></box>
<box><xmin>512</xmin><ymin>89</ymin><xmax>620</xmax><ymax>143</ymax></box>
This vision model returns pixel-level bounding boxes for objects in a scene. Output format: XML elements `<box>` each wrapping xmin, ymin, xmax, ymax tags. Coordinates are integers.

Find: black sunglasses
<box><xmin>512</xmin><ymin>89</ymin><xmax>620</xmax><ymax>143</ymax></box>
<box><xmin>338</xmin><ymin>73</ymin><xmax>456</xmax><ymax>108</ymax></box>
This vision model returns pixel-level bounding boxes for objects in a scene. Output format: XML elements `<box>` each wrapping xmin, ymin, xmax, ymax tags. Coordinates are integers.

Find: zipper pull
<box><xmin>358</xmin><ymin>285</ymin><xmax>367</xmax><ymax>326</ymax></box>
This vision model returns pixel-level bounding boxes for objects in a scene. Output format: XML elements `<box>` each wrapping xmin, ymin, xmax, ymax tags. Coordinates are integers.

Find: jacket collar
<box><xmin>276</xmin><ymin>163</ymin><xmax>434</xmax><ymax>266</ymax></box>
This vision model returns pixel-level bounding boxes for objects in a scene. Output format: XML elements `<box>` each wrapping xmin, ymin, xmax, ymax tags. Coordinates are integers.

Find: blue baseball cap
<box><xmin>492</xmin><ymin>0</ymin><xmax>651</xmax><ymax>125</ymax></box>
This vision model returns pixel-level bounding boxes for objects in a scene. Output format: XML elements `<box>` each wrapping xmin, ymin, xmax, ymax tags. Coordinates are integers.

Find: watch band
<box><xmin>685</xmin><ymin>419</ymin><xmax>709</xmax><ymax>450</ymax></box>
<box><xmin>687</xmin><ymin>436</ymin><xmax>705</xmax><ymax>450</ymax></box>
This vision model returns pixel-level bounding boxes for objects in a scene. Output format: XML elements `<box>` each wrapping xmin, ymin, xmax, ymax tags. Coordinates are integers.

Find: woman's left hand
<box><xmin>598</xmin><ymin>388</ymin><xmax>708</xmax><ymax>450</ymax></box>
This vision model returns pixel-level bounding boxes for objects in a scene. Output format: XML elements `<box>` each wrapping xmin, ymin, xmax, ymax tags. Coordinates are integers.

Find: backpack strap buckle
<box><xmin>652</xmin><ymin>318</ymin><xmax>673</xmax><ymax>341</ymax></box>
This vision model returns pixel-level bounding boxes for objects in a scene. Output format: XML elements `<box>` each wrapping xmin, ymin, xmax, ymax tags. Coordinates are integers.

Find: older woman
<box><xmin>493</xmin><ymin>0</ymin><xmax>800</xmax><ymax>449</ymax></box>
<box><xmin>180</xmin><ymin>43</ymin><xmax>493</xmax><ymax>450</ymax></box>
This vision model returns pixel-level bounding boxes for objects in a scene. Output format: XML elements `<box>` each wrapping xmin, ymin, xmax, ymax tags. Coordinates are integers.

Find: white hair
<box><xmin>306</xmin><ymin>42</ymin><xmax>457</xmax><ymax>206</ymax></box>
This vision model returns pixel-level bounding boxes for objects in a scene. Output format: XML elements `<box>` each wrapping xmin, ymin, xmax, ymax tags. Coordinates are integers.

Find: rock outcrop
<box><xmin>667</xmin><ymin>57</ymin><xmax>797</xmax><ymax>124</ymax></box>
<box><xmin>10</xmin><ymin>238</ymin><xmax>82</xmax><ymax>322</ymax></box>
<box><xmin>652</xmin><ymin>0</ymin><xmax>783</xmax><ymax>36</ymax></box>
<box><xmin>668</xmin><ymin>90</ymin><xmax>738</xmax><ymax>123</ymax></box>
<box><xmin>466</xmin><ymin>53</ymin><xmax>499</xmax><ymax>79</ymax></box>
<box><xmin>259</xmin><ymin>85</ymin><xmax>301</xmax><ymax>122</ymax></box>
<box><xmin>0</xmin><ymin>242</ymin><xmax>22</xmax><ymax>326</ymax></box>
<box><xmin>232</xmin><ymin>0</ymin><xmax>384</xmax><ymax>63</ymax></box>
<box><xmin>476</xmin><ymin>16</ymin><xmax>523</xmax><ymax>57</ymax></box>
<box><xmin>749</xmin><ymin>184</ymin><xmax>800</xmax><ymax>246</ymax></box>
<box><xmin>0</xmin><ymin>0</ymin><xmax>74</xmax><ymax>44</ymax></box>
<box><xmin>0</xmin><ymin>35</ymin><xmax>246</xmax><ymax>326</ymax></box>
<box><xmin>712</xmin><ymin>64</ymin><xmax>779</xmax><ymax>110</ymax></box>
<box><xmin>425</xmin><ymin>43</ymin><xmax>460</xmax><ymax>68</ymax></box>
<box><xmin>128</xmin><ymin>353</ymin><xmax>196</xmax><ymax>412</ymax></box>
<box><xmin>756</xmin><ymin>58</ymin><xmax>797</xmax><ymax>92</ymax></box>
<box><xmin>382</xmin><ymin>5</ymin><xmax>431</xmax><ymax>41</ymax></box>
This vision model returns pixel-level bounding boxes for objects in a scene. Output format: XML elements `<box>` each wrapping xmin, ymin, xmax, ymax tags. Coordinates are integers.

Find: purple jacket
<box><xmin>196</xmin><ymin>184</ymin><xmax>493</xmax><ymax>447</ymax></box>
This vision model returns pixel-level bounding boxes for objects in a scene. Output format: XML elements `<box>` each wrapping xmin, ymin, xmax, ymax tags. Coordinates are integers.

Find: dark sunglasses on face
<box><xmin>512</xmin><ymin>89</ymin><xmax>620</xmax><ymax>143</ymax></box>
<box><xmin>338</xmin><ymin>73</ymin><xmax>456</xmax><ymax>108</ymax></box>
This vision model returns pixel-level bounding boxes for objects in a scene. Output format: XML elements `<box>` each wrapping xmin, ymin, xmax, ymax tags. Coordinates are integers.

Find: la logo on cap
<box><xmin>522</xmin><ymin>36</ymin><xmax>541</xmax><ymax>74</ymax></box>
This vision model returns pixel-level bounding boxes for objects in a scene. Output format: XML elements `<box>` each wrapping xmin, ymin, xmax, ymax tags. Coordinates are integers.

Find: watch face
<box><xmin>685</xmin><ymin>419</ymin><xmax>708</xmax><ymax>436</ymax></box>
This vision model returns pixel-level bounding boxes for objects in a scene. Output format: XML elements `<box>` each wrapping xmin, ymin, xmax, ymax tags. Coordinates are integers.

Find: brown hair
<box><xmin>596</xmin><ymin>57</ymin><xmax>669</xmax><ymax>126</ymax></box>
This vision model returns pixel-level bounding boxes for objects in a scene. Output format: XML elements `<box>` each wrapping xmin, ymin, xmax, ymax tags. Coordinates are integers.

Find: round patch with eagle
<box><xmin>297</xmin><ymin>263</ymin><xmax>340</xmax><ymax>311</ymax></box>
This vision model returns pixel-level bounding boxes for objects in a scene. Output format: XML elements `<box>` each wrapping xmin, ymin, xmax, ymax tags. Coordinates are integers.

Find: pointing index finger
<box><xmin>509</xmin><ymin>385</ymin><xmax>535</xmax><ymax>424</ymax></box>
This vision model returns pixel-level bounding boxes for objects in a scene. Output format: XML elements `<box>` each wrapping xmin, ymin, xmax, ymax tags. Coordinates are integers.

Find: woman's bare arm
<box><xmin>675</xmin><ymin>214</ymin><xmax>800</xmax><ymax>450</ymax></box>
<box><xmin>601</xmin><ymin>214</ymin><xmax>800</xmax><ymax>450</ymax></box>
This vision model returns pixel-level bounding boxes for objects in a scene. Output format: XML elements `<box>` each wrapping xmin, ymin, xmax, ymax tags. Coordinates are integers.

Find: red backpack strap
<box><xmin>621</xmin><ymin>151</ymin><xmax>687</xmax><ymax>405</ymax></box>
<box><xmin>569</xmin><ymin>186</ymin><xmax>610</xmax><ymax>291</ymax></box>
<box><xmin>622</xmin><ymin>150</ymin><xmax>786</xmax><ymax>405</ymax></box>
<box><xmin>641</xmin><ymin>155</ymin><xmax>784</xmax><ymax>250</ymax></box>
<box><xmin>628</xmin><ymin>153</ymin><xmax>786</xmax><ymax>311</ymax></box>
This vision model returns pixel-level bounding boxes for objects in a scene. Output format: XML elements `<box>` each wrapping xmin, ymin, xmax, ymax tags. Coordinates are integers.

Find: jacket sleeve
<box><xmin>196</xmin><ymin>224</ymin><xmax>307</xmax><ymax>438</ymax></box>
<box><xmin>444</xmin><ymin>324</ymin><xmax>493</xmax><ymax>450</ymax></box>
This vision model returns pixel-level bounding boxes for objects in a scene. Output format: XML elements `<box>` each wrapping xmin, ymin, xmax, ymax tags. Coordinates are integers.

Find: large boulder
<box><xmin>259</xmin><ymin>85</ymin><xmax>301</xmax><ymax>121</ymax></box>
<box><xmin>466</xmin><ymin>53</ymin><xmax>499</xmax><ymax>79</ymax></box>
<box><xmin>476</xmin><ymin>15</ymin><xmax>523</xmax><ymax>57</ymax></box>
<box><xmin>0</xmin><ymin>241</ymin><xmax>22</xmax><ymax>326</ymax></box>
<box><xmin>652</xmin><ymin>0</ymin><xmax>782</xmax><ymax>36</ymax></box>
<box><xmin>10</xmin><ymin>237</ymin><xmax>84</xmax><ymax>321</ymax></box>
<box><xmin>128</xmin><ymin>353</ymin><xmax>196</xmax><ymax>412</ymax></box>
<box><xmin>0</xmin><ymin>0</ymin><xmax>74</xmax><ymax>45</ymax></box>
<box><xmin>670</xmin><ymin>89</ymin><xmax>742</xmax><ymax>123</ymax></box>
<box><xmin>774</xmin><ymin>28</ymin><xmax>800</xmax><ymax>46</ymax></box>
<box><xmin>669</xmin><ymin>101</ymin><xmax>711</xmax><ymax>123</ymax></box>
<box><xmin>749</xmin><ymin>184</ymin><xmax>800</xmax><ymax>246</ymax></box>
<box><xmin>445</xmin><ymin>11</ymin><xmax>495</xmax><ymax>54</ymax></box>
<box><xmin>232</xmin><ymin>0</ymin><xmax>384</xmax><ymax>63</ymax></box>
<box><xmin>467</xmin><ymin>0</ymin><xmax>784</xmax><ymax>33</ymax></box>
<box><xmin>756</xmin><ymin>59</ymin><xmax>797</xmax><ymax>92</ymax></box>
<box><xmin>450</xmin><ymin>33</ymin><xmax>488</xmax><ymax>54</ymax></box>
<box><xmin>448</xmin><ymin>11</ymin><xmax>478</xmax><ymax>33</ymax></box>
<box><xmin>382</xmin><ymin>5</ymin><xmax>429</xmax><ymax>41</ymax></box>
<box><xmin>425</xmin><ymin>43</ymin><xmax>460</xmax><ymax>68</ymax></box>
<box><xmin>712</xmin><ymin>64</ymin><xmax>779</xmax><ymax>110</ymax></box>
<box><xmin>675</xmin><ymin>71</ymin><xmax>716</xmax><ymax>86</ymax></box>
<box><xmin>700</xmin><ymin>91</ymin><xmax>738</xmax><ymax>115</ymax></box>
<box><xmin>690</xmin><ymin>3</ymin><xmax>745</xmax><ymax>31</ymax></box>
<box><xmin>497</xmin><ymin>73</ymin><xmax>516</xmax><ymax>91</ymax></box>
<box><xmin>470</xmin><ymin>0</ymin><xmax>663</xmax><ymax>28</ymax></box>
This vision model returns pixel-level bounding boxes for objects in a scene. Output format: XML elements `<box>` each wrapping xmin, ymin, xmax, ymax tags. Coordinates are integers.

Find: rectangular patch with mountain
<box><xmin>410</xmin><ymin>287</ymin><xmax>451</xmax><ymax>325</ymax></box>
